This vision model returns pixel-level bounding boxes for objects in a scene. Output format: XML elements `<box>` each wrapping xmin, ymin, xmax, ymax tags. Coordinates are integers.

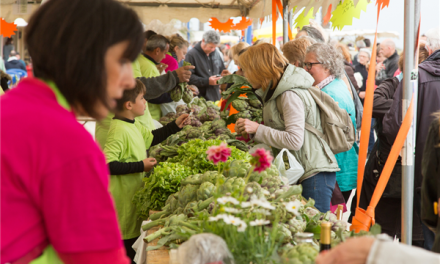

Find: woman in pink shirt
<box><xmin>161</xmin><ymin>34</ymin><xmax>189</xmax><ymax>72</ymax></box>
<box><xmin>0</xmin><ymin>0</ymin><xmax>144</xmax><ymax>263</ymax></box>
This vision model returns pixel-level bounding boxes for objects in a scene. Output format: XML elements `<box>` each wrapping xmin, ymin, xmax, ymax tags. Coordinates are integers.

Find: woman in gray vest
<box><xmin>235</xmin><ymin>43</ymin><xmax>339</xmax><ymax>213</ymax></box>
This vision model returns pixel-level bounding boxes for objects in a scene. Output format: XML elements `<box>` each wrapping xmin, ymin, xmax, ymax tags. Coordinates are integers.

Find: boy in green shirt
<box><xmin>104</xmin><ymin>79</ymin><xmax>188</xmax><ymax>262</ymax></box>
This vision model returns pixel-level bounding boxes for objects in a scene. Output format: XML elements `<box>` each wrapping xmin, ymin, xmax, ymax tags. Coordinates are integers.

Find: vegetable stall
<box><xmin>131</xmin><ymin>76</ymin><xmax>380</xmax><ymax>264</ymax></box>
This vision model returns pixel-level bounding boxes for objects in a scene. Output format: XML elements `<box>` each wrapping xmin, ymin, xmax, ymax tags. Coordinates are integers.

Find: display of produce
<box><xmin>138</xmin><ymin>142</ymin><xmax>381</xmax><ymax>264</ymax></box>
<box><xmin>133</xmin><ymin>139</ymin><xmax>252</xmax><ymax>219</ymax></box>
<box><xmin>218</xmin><ymin>74</ymin><xmax>263</xmax><ymax>124</ymax></box>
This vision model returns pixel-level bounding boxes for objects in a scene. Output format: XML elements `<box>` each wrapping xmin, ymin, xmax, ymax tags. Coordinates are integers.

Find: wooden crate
<box><xmin>146</xmin><ymin>212</ymin><xmax>170</xmax><ymax>264</ymax></box>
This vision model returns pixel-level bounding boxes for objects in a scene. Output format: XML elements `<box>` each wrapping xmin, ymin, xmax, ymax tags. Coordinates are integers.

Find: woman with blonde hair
<box><xmin>161</xmin><ymin>34</ymin><xmax>189</xmax><ymax>72</ymax></box>
<box><xmin>282</xmin><ymin>37</ymin><xmax>316</xmax><ymax>67</ymax></box>
<box><xmin>227</xmin><ymin>42</ymin><xmax>250</xmax><ymax>73</ymax></box>
<box><xmin>235</xmin><ymin>43</ymin><xmax>339</xmax><ymax>212</ymax></box>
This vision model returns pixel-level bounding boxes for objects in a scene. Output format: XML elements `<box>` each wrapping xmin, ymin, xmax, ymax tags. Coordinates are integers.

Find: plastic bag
<box><xmin>177</xmin><ymin>233</ymin><xmax>234</xmax><ymax>264</ymax></box>
<box><xmin>273</xmin><ymin>149</ymin><xmax>304</xmax><ymax>185</ymax></box>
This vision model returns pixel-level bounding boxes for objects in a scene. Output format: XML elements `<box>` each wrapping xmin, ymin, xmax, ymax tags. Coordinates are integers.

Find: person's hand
<box><xmin>157</xmin><ymin>63</ymin><xmax>168</xmax><ymax>72</ymax></box>
<box><xmin>221</xmin><ymin>69</ymin><xmax>231</xmax><ymax>77</ymax></box>
<box><xmin>188</xmin><ymin>85</ymin><xmax>199</xmax><ymax>96</ymax></box>
<box><xmin>209</xmin><ymin>76</ymin><xmax>222</xmax><ymax>86</ymax></box>
<box><xmin>359</xmin><ymin>91</ymin><xmax>366</xmax><ymax>99</ymax></box>
<box><xmin>235</xmin><ymin>118</ymin><xmax>259</xmax><ymax>135</ymax></box>
<box><xmin>315</xmin><ymin>237</ymin><xmax>375</xmax><ymax>264</ymax></box>
<box><xmin>376</xmin><ymin>62</ymin><xmax>385</xmax><ymax>73</ymax></box>
<box><xmin>143</xmin><ymin>158</ymin><xmax>157</xmax><ymax>172</ymax></box>
<box><xmin>175</xmin><ymin>65</ymin><xmax>195</xmax><ymax>83</ymax></box>
<box><xmin>175</xmin><ymin>113</ymin><xmax>190</xmax><ymax>128</ymax></box>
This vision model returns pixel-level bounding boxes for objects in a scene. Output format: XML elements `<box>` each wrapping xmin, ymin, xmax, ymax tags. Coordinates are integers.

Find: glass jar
<box><xmin>294</xmin><ymin>232</ymin><xmax>314</xmax><ymax>245</ymax></box>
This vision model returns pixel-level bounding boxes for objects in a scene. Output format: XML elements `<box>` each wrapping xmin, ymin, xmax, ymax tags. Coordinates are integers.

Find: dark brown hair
<box><xmin>25</xmin><ymin>0</ymin><xmax>144</xmax><ymax>118</ymax></box>
<box><xmin>145</xmin><ymin>30</ymin><xmax>157</xmax><ymax>40</ymax></box>
<box><xmin>116</xmin><ymin>79</ymin><xmax>146</xmax><ymax>111</ymax></box>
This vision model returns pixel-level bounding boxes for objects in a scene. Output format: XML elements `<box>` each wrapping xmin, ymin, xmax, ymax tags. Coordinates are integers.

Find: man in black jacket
<box><xmin>376</xmin><ymin>39</ymin><xmax>399</xmax><ymax>85</ymax></box>
<box><xmin>185</xmin><ymin>30</ymin><xmax>226</xmax><ymax>101</ymax></box>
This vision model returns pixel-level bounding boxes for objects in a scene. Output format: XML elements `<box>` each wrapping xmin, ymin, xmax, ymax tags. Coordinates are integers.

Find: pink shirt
<box><xmin>161</xmin><ymin>53</ymin><xmax>179</xmax><ymax>73</ymax></box>
<box><xmin>1</xmin><ymin>79</ymin><xmax>125</xmax><ymax>263</ymax></box>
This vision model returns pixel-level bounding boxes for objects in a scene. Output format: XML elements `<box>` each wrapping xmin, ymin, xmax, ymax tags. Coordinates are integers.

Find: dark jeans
<box><xmin>301</xmin><ymin>172</ymin><xmax>336</xmax><ymax>213</ymax></box>
<box><xmin>123</xmin><ymin>237</ymin><xmax>138</xmax><ymax>264</ymax></box>
<box><xmin>414</xmin><ymin>189</ymin><xmax>435</xmax><ymax>250</ymax></box>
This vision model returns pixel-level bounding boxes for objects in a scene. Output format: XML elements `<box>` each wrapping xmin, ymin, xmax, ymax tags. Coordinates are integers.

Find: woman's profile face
<box><xmin>175</xmin><ymin>45</ymin><xmax>188</xmax><ymax>62</ymax></box>
<box><xmin>95</xmin><ymin>41</ymin><xmax>135</xmax><ymax>119</ymax></box>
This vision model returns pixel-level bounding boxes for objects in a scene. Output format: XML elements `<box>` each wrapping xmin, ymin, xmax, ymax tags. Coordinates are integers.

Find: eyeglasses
<box><xmin>303</xmin><ymin>62</ymin><xmax>322</xmax><ymax>70</ymax></box>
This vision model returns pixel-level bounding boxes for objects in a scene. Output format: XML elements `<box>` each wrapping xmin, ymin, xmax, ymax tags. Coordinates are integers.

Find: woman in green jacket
<box><xmin>235</xmin><ymin>43</ymin><xmax>339</xmax><ymax>213</ymax></box>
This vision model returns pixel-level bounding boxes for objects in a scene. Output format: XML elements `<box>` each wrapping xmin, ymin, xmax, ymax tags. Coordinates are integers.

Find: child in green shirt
<box><xmin>103</xmin><ymin>79</ymin><xmax>188</xmax><ymax>262</ymax></box>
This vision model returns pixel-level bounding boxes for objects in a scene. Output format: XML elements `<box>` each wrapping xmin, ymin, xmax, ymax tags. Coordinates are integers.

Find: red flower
<box><xmin>206</xmin><ymin>142</ymin><xmax>231</xmax><ymax>165</ymax></box>
<box><xmin>250</xmin><ymin>148</ymin><xmax>273</xmax><ymax>172</ymax></box>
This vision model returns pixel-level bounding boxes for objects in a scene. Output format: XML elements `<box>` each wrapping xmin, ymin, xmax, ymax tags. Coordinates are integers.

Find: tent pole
<box><xmin>282</xmin><ymin>0</ymin><xmax>289</xmax><ymax>44</ymax></box>
<box><xmin>401</xmin><ymin>0</ymin><xmax>416</xmax><ymax>245</ymax></box>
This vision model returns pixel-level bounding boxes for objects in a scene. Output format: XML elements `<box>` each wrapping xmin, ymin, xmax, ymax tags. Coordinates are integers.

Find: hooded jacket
<box><xmin>256</xmin><ymin>64</ymin><xmax>339</xmax><ymax>182</ymax></box>
<box><xmin>383</xmin><ymin>49</ymin><xmax>440</xmax><ymax>190</ymax></box>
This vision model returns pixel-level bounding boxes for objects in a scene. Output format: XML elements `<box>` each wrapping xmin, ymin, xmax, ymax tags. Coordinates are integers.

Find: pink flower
<box><xmin>206</xmin><ymin>142</ymin><xmax>231</xmax><ymax>165</ymax></box>
<box><xmin>250</xmin><ymin>148</ymin><xmax>273</xmax><ymax>172</ymax></box>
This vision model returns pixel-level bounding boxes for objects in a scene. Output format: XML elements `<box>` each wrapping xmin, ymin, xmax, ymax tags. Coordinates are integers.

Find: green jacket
<box><xmin>259</xmin><ymin>64</ymin><xmax>339</xmax><ymax>182</ymax></box>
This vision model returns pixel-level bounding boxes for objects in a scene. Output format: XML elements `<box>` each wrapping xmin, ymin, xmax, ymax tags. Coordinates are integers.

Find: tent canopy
<box><xmin>1</xmin><ymin>0</ymin><xmax>365</xmax><ymax>25</ymax></box>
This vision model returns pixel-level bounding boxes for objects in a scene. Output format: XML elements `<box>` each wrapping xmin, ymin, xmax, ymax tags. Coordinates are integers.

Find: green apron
<box><xmin>30</xmin><ymin>246</ymin><xmax>63</xmax><ymax>264</ymax></box>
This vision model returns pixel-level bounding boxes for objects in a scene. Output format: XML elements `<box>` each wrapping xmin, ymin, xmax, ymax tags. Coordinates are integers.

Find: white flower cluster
<box><xmin>241</xmin><ymin>195</ymin><xmax>275</xmax><ymax>210</ymax></box>
<box><xmin>209</xmin><ymin>214</ymin><xmax>247</xmax><ymax>232</ymax></box>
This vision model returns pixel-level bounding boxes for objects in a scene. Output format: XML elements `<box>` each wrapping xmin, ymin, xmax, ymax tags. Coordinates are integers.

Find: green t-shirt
<box><xmin>94</xmin><ymin>58</ymin><xmax>156</xmax><ymax>149</ymax></box>
<box><xmin>104</xmin><ymin>119</ymin><xmax>154</xmax><ymax>239</ymax></box>
<box><xmin>137</xmin><ymin>54</ymin><xmax>162</xmax><ymax>121</ymax></box>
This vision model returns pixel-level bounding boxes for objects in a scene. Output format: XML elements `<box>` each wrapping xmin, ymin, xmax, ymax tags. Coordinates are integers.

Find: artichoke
<box><xmin>288</xmin><ymin>217</ymin><xmax>307</xmax><ymax>234</ymax></box>
<box><xmin>190</xmin><ymin>105</ymin><xmax>201</xmax><ymax>116</ymax></box>
<box><xmin>282</xmin><ymin>243</ymin><xmax>318</xmax><ymax>264</ymax></box>
<box><xmin>200</xmin><ymin>171</ymin><xmax>224</xmax><ymax>184</ymax></box>
<box><xmin>223</xmin><ymin>160</ymin><xmax>252</xmax><ymax>178</ymax></box>
<box><xmin>276</xmin><ymin>223</ymin><xmax>293</xmax><ymax>244</ymax></box>
<box><xmin>218</xmin><ymin>177</ymin><xmax>245</xmax><ymax>194</ymax></box>
<box><xmin>236</xmin><ymin>110</ymin><xmax>252</xmax><ymax>119</ymax></box>
<box><xmin>159</xmin><ymin>116</ymin><xmax>171</xmax><ymax>126</ymax></box>
<box><xmin>231</xmin><ymin>98</ymin><xmax>249</xmax><ymax>111</ymax></box>
<box><xmin>177</xmin><ymin>184</ymin><xmax>199</xmax><ymax>208</ymax></box>
<box><xmin>186</xmin><ymin>128</ymin><xmax>200</xmax><ymax>139</ymax></box>
<box><xmin>188</xmin><ymin>116</ymin><xmax>202</xmax><ymax>127</ymax></box>
<box><xmin>182</xmin><ymin>87</ymin><xmax>193</xmax><ymax>104</ymax></box>
<box><xmin>165</xmin><ymin>112</ymin><xmax>177</xmax><ymax>119</ymax></box>
<box><xmin>249</xmin><ymin>99</ymin><xmax>262</xmax><ymax>108</ymax></box>
<box><xmin>214</xmin><ymin>128</ymin><xmax>230</xmax><ymax>137</ymax></box>
<box><xmin>176</xmin><ymin>105</ymin><xmax>190</xmax><ymax>115</ymax></box>
<box><xmin>197</xmin><ymin>182</ymin><xmax>216</xmax><ymax>201</ymax></box>
<box><xmin>211</xmin><ymin>119</ymin><xmax>226</xmax><ymax>130</ymax></box>
<box><xmin>244</xmin><ymin>181</ymin><xmax>262</xmax><ymax>199</ymax></box>
<box><xmin>206</xmin><ymin>101</ymin><xmax>220</xmax><ymax>111</ymax></box>
<box><xmin>206</xmin><ymin>107</ymin><xmax>221</xmax><ymax>121</ymax></box>
<box><xmin>181</xmin><ymin>173</ymin><xmax>203</xmax><ymax>186</ymax></box>
<box><xmin>170</xmin><ymin>86</ymin><xmax>183</xmax><ymax>102</ymax></box>
<box><xmin>220</xmin><ymin>110</ymin><xmax>229</xmax><ymax>120</ymax></box>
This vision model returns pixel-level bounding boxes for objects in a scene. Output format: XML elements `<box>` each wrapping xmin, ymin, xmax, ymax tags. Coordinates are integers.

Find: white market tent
<box><xmin>1</xmin><ymin>0</ymin><xmax>369</xmax><ymax>24</ymax></box>
<box><xmin>329</xmin><ymin>30</ymin><xmax>400</xmax><ymax>39</ymax></box>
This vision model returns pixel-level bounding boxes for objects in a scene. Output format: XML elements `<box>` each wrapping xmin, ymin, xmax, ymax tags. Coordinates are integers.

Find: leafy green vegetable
<box><xmin>133</xmin><ymin>162</ymin><xmax>197</xmax><ymax>219</ymax></box>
